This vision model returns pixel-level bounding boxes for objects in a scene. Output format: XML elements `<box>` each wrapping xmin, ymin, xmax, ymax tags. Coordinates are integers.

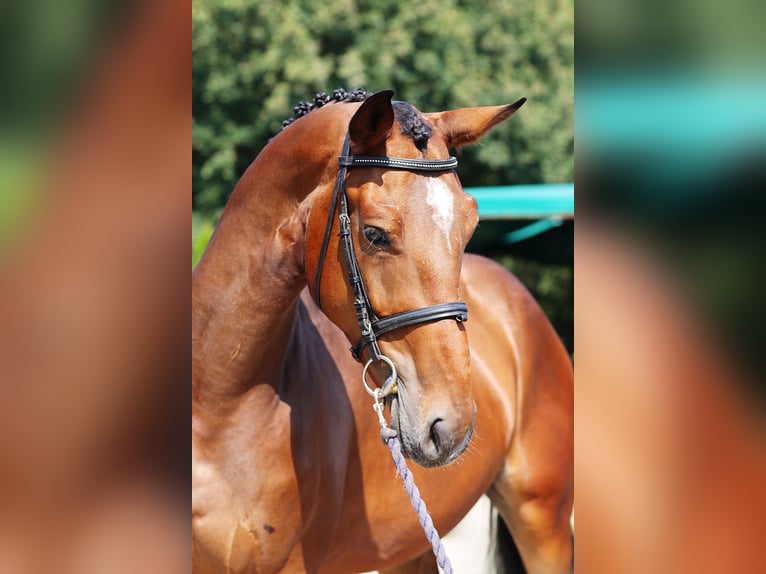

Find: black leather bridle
<box><xmin>313</xmin><ymin>134</ymin><xmax>468</xmax><ymax>373</ymax></box>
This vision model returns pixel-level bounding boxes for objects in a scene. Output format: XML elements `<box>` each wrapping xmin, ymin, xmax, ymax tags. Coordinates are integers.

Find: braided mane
<box><xmin>281</xmin><ymin>88</ymin><xmax>433</xmax><ymax>152</ymax></box>
<box><xmin>280</xmin><ymin>88</ymin><xmax>372</xmax><ymax>129</ymax></box>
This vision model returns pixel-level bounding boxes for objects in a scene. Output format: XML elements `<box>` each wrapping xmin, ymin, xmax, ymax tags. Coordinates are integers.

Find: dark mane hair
<box><xmin>281</xmin><ymin>88</ymin><xmax>433</xmax><ymax>151</ymax></box>
<box><xmin>280</xmin><ymin>88</ymin><xmax>371</xmax><ymax>129</ymax></box>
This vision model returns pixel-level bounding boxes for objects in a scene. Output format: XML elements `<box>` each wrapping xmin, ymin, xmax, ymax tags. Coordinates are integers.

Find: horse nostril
<box><xmin>416</xmin><ymin>415</ymin><xmax>473</xmax><ymax>467</ymax></box>
<box><xmin>429</xmin><ymin>418</ymin><xmax>445</xmax><ymax>452</ymax></box>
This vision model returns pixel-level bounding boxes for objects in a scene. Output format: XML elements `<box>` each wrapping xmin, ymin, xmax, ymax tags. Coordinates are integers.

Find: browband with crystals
<box><xmin>338</xmin><ymin>155</ymin><xmax>458</xmax><ymax>171</ymax></box>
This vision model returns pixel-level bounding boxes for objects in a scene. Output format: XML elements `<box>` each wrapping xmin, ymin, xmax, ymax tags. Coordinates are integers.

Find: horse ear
<box><xmin>348</xmin><ymin>90</ymin><xmax>395</xmax><ymax>152</ymax></box>
<box><xmin>427</xmin><ymin>97</ymin><xmax>526</xmax><ymax>148</ymax></box>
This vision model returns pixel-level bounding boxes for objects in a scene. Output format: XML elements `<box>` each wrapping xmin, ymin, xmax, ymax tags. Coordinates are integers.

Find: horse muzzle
<box><xmin>390</xmin><ymin>395</ymin><xmax>475</xmax><ymax>468</ymax></box>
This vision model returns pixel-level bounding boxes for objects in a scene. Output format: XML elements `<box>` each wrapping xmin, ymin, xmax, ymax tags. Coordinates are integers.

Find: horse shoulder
<box><xmin>461</xmin><ymin>253</ymin><xmax>573</xmax><ymax>485</ymax></box>
<box><xmin>462</xmin><ymin>254</ymin><xmax>574</xmax><ymax>572</ymax></box>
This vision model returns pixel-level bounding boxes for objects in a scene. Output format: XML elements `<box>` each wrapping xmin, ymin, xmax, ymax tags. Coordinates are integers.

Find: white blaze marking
<box><xmin>425</xmin><ymin>179</ymin><xmax>455</xmax><ymax>248</ymax></box>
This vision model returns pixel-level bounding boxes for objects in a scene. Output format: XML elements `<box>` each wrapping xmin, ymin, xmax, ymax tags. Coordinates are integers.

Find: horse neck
<box><xmin>192</xmin><ymin>128</ymin><xmax>335</xmax><ymax>403</ymax></box>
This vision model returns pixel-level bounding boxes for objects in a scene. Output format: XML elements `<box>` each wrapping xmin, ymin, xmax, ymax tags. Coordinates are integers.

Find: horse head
<box><xmin>304</xmin><ymin>90</ymin><xmax>525</xmax><ymax>467</ymax></box>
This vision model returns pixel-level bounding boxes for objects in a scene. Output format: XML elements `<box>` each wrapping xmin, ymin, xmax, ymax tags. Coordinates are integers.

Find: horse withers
<box><xmin>192</xmin><ymin>89</ymin><xmax>573</xmax><ymax>573</ymax></box>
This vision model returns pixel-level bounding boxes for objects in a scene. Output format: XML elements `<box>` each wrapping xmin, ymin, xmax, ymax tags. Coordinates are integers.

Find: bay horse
<box><xmin>192</xmin><ymin>89</ymin><xmax>573</xmax><ymax>573</ymax></box>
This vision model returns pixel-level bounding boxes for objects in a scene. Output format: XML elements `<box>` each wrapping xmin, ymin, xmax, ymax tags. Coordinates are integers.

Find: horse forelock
<box><xmin>391</xmin><ymin>101</ymin><xmax>432</xmax><ymax>152</ymax></box>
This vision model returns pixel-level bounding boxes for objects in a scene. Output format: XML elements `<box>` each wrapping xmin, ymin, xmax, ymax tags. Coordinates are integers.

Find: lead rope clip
<box><xmin>372</xmin><ymin>389</ymin><xmax>387</xmax><ymax>429</ymax></box>
<box><xmin>362</xmin><ymin>356</ymin><xmax>398</xmax><ymax>428</ymax></box>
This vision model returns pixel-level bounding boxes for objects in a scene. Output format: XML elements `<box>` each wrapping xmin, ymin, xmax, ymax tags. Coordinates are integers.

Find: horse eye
<box><xmin>363</xmin><ymin>226</ymin><xmax>390</xmax><ymax>247</ymax></box>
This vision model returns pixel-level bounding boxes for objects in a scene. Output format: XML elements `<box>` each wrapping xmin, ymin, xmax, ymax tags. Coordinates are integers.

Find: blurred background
<box><xmin>578</xmin><ymin>0</ymin><xmax>766</xmax><ymax>397</ymax></box>
<box><xmin>577</xmin><ymin>0</ymin><xmax>766</xmax><ymax>571</ymax></box>
<box><xmin>0</xmin><ymin>0</ymin><xmax>189</xmax><ymax>572</ymax></box>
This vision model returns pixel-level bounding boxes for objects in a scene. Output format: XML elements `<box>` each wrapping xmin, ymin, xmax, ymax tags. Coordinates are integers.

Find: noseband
<box><xmin>314</xmin><ymin>134</ymin><xmax>468</xmax><ymax>382</ymax></box>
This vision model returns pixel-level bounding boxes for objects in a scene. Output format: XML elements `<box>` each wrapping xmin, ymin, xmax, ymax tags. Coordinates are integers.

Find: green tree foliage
<box><xmin>192</xmin><ymin>0</ymin><xmax>573</xmax><ymax>213</ymax></box>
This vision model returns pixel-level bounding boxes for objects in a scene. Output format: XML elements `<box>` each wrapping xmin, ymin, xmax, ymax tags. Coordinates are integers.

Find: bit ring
<box><xmin>362</xmin><ymin>355</ymin><xmax>397</xmax><ymax>397</ymax></box>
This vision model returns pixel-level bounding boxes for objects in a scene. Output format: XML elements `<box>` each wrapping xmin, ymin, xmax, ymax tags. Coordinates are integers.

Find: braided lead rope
<box><xmin>371</xmin><ymin>391</ymin><xmax>454</xmax><ymax>574</ymax></box>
